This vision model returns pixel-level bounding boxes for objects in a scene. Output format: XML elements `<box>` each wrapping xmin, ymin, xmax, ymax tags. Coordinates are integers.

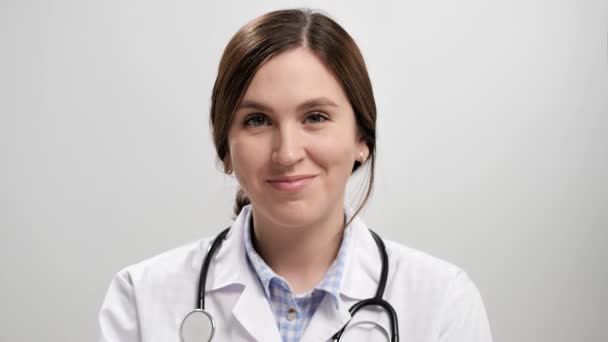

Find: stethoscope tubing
<box><xmin>332</xmin><ymin>230</ymin><xmax>399</xmax><ymax>341</ymax></box>
<box><xmin>197</xmin><ymin>227</ymin><xmax>230</xmax><ymax>310</ymax></box>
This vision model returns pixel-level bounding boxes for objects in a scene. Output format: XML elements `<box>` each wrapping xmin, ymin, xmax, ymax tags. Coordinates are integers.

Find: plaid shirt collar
<box><xmin>243</xmin><ymin>208</ymin><xmax>353</xmax><ymax>305</ymax></box>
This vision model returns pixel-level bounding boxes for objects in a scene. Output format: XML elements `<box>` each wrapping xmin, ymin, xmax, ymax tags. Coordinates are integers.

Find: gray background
<box><xmin>1</xmin><ymin>0</ymin><xmax>607</xmax><ymax>341</ymax></box>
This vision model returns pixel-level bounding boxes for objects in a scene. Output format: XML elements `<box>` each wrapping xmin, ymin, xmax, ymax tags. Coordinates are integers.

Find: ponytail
<box><xmin>233</xmin><ymin>188</ymin><xmax>251</xmax><ymax>217</ymax></box>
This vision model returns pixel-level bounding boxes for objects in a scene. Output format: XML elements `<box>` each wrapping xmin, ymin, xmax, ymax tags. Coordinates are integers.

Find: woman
<box><xmin>98</xmin><ymin>8</ymin><xmax>493</xmax><ymax>342</ymax></box>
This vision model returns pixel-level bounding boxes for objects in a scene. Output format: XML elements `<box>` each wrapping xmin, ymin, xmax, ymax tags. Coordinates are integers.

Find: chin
<box><xmin>261</xmin><ymin>199</ymin><xmax>323</xmax><ymax>229</ymax></box>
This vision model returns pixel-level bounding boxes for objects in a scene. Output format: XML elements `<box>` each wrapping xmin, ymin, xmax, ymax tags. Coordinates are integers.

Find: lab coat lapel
<box><xmin>200</xmin><ymin>206</ymin><xmax>282</xmax><ymax>341</ymax></box>
<box><xmin>299</xmin><ymin>294</ymin><xmax>351</xmax><ymax>342</ymax></box>
<box><xmin>302</xmin><ymin>215</ymin><xmax>383</xmax><ymax>341</ymax></box>
<box><xmin>231</xmin><ymin>271</ymin><xmax>282</xmax><ymax>341</ymax></box>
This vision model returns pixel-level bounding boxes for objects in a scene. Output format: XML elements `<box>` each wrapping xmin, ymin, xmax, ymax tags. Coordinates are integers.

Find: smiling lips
<box><xmin>267</xmin><ymin>175</ymin><xmax>317</xmax><ymax>192</ymax></box>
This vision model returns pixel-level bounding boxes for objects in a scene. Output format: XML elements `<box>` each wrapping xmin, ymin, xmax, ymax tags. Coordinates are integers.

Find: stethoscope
<box><xmin>180</xmin><ymin>227</ymin><xmax>400</xmax><ymax>342</ymax></box>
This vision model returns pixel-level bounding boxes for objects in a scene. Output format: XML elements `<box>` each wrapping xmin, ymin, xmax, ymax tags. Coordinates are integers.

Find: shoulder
<box><xmin>98</xmin><ymin>237</ymin><xmax>217</xmax><ymax>341</ymax></box>
<box><xmin>114</xmin><ymin>237</ymin><xmax>214</xmax><ymax>288</ymax></box>
<box><xmin>383</xmin><ymin>239</ymin><xmax>493</xmax><ymax>340</ymax></box>
<box><xmin>382</xmin><ymin>238</ymin><xmax>484</xmax><ymax>306</ymax></box>
<box><xmin>384</xmin><ymin>239</ymin><xmax>465</xmax><ymax>282</ymax></box>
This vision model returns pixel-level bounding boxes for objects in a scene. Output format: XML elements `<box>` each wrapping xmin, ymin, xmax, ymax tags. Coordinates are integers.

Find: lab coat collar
<box><xmin>191</xmin><ymin>205</ymin><xmax>381</xmax><ymax>339</ymax></box>
<box><xmin>196</xmin><ymin>204</ymin><xmax>382</xmax><ymax>298</ymax></box>
<box><xmin>338</xmin><ymin>213</ymin><xmax>383</xmax><ymax>301</ymax></box>
<box><xmin>193</xmin><ymin>205</ymin><xmax>252</xmax><ymax>291</ymax></box>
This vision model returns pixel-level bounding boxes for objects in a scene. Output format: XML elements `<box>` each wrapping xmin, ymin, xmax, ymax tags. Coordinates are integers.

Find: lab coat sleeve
<box><xmin>98</xmin><ymin>269</ymin><xmax>141</xmax><ymax>342</ymax></box>
<box><xmin>438</xmin><ymin>271</ymin><xmax>493</xmax><ymax>342</ymax></box>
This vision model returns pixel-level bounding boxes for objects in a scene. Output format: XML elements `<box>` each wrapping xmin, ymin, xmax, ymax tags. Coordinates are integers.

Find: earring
<box><xmin>226</xmin><ymin>169</ymin><xmax>233</xmax><ymax>175</ymax></box>
<box><xmin>359</xmin><ymin>151</ymin><xmax>366</xmax><ymax>163</ymax></box>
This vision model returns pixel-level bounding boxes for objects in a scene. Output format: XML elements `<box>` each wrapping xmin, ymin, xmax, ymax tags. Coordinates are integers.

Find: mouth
<box><xmin>267</xmin><ymin>174</ymin><xmax>317</xmax><ymax>192</ymax></box>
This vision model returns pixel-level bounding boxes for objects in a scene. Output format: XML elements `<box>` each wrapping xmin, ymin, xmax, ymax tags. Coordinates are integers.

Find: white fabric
<box><xmin>98</xmin><ymin>205</ymin><xmax>493</xmax><ymax>341</ymax></box>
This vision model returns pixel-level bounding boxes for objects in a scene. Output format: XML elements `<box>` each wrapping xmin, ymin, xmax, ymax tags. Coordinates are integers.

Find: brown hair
<box><xmin>210</xmin><ymin>8</ymin><xmax>376</xmax><ymax>226</ymax></box>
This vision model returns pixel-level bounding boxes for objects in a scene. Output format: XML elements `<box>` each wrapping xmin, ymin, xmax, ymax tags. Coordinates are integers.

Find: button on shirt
<box><xmin>243</xmin><ymin>216</ymin><xmax>352</xmax><ymax>342</ymax></box>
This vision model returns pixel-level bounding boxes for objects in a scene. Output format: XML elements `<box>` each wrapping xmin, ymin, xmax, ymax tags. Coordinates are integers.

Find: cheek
<box><xmin>229</xmin><ymin>138</ymin><xmax>266</xmax><ymax>187</ymax></box>
<box><xmin>309</xmin><ymin>133</ymin><xmax>356</xmax><ymax>177</ymax></box>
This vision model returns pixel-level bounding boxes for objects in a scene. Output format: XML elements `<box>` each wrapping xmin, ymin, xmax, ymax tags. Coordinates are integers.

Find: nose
<box><xmin>271</xmin><ymin>123</ymin><xmax>305</xmax><ymax>167</ymax></box>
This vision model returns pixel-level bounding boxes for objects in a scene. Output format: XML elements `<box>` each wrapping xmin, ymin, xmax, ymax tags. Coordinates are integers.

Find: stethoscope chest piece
<box><xmin>180</xmin><ymin>309</ymin><xmax>215</xmax><ymax>342</ymax></box>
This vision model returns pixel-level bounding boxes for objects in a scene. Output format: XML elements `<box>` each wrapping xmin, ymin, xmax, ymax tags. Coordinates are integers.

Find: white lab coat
<box><xmin>98</xmin><ymin>205</ymin><xmax>493</xmax><ymax>341</ymax></box>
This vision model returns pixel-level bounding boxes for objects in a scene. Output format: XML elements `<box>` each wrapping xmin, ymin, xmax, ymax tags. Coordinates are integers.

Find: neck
<box><xmin>250</xmin><ymin>205</ymin><xmax>345</xmax><ymax>294</ymax></box>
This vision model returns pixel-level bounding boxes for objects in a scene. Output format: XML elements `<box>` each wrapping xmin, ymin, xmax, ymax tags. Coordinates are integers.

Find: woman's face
<box><xmin>225</xmin><ymin>47</ymin><xmax>368</xmax><ymax>229</ymax></box>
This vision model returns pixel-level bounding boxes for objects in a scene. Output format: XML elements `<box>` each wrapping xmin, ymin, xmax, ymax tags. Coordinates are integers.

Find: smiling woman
<box><xmin>210</xmin><ymin>11</ymin><xmax>377</xmax><ymax>228</ymax></box>
<box><xmin>98</xmin><ymin>8</ymin><xmax>493</xmax><ymax>342</ymax></box>
<box><xmin>224</xmin><ymin>47</ymin><xmax>368</xmax><ymax>241</ymax></box>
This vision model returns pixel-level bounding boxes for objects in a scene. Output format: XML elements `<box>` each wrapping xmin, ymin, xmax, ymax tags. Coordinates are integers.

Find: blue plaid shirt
<box><xmin>243</xmin><ymin>213</ymin><xmax>352</xmax><ymax>342</ymax></box>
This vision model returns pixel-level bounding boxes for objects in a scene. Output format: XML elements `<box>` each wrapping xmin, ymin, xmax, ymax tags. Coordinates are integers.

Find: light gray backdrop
<box><xmin>1</xmin><ymin>0</ymin><xmax>607</xmax><ymax>341</ymax></box>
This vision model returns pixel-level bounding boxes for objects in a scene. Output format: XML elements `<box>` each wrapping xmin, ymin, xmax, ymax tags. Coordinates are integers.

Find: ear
<box><xmin>222</xmin><ymin>152</ymin><xmax>233</xmax><ymax>174</ymax></box>
<box><xmin>356</xmin><ymin>136</ymin><xmax>370</xmax><ymax>162</ymax></box>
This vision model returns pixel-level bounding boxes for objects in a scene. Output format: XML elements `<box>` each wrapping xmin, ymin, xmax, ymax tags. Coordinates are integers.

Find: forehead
<box><xmin>241</xmin><ymin>47</ymin><xmax>350</xmax><ymax>110</ymax></box>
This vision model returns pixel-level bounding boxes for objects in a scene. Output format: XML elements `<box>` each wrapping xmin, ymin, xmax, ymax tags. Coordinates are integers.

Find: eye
<box><xmin>304</xmin><ymin>112</ymin><xmax>328</xmax><ymax>124</ymax></box>
<box><xmin>243</xmin><ymin>114</ymin><xmax>270</xmax><ymax>127</ymax></box>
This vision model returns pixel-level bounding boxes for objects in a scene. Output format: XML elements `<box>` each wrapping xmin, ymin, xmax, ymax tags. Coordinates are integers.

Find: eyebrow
<box><xmin>236</xmin><ymin>97</ymin><xmax>339</xmax><ymax>113</ymax></box>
